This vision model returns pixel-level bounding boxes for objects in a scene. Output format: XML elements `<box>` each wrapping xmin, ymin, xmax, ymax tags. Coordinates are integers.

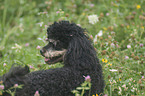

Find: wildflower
<box><xmin>93</xmin><ymin>35</ymin><xmax>97</xmax><ymax>43</ymax></box>
<box><xmin>136</xmin><ymin>5</ymin><xmax>141</xmax><ymax>9</ymax></box>
<box><xmin>89</xmin><ymin>4</ymin><xmax>94</xmax><ymax>7</ymax></box>
<box><xmin>3</xmin><ymin>63</ymin><xmax>6</xmax><ymax>66</ymax></box>
<box><xmin>14</xmin><ymin>84</ymin><xmax>18</xmax><ymax>88</ymax></box>
<box><xmin>106</xmin><ymin>13</ymin><xmax>110</xmax><ymax>16</ymax></box>
<box><xmin>116</xmin><ymin>44</ymin><xmax>119</xmax><ymax>48</ymax></box>
<box><xmin>126</xmin><ymin>25</ymin><xmax>130</xmax><ymax>29</ymax></box>
<box><xmin>90</xmin><ymin>35</ymin><xmax>93</xmax><ymax>40</ymax></box>
<box><xmin>37</xmin><ymin>38</ymin><xmax>43</xmax><ymax>41</ymax></box>
<box><xmin>25</xmin><ymin>43</ymin><xmax>29</xmax><ymax>47</ymax></box>
<box><xmin>76</xmin><ymin>94</ymin><xmax>80</xmax><ymax>96</ymax></box>
<box><xmin>111</xmin><ymin>43</ymin><xmax>115</xmax><ymax>47</ymax></box>
<box><xmin>102</xmin><ymin>59</ymin><xmax>108</xmax><ymax>63</ymax></box>
<box><xmin>102</xmin><ymin>59</ymin><xmax>107</xmax><ymax>63</ymax></box>
<box><xmin>111</xmin><ymin>31</ymin><xmax>115</xmax><ymax>35</ymax></box>
<box><xmin>45</xmin><ymin>25</ymin><xmax>48</xmax><ymax>28</ymax></box>
<box><xmin>12</xmin><ymin>43</ymin><xmax>22</xmax><ymax>49</ymax></box>
<box><xmin>140</xmin><ymin>43</ymin><xmax>143</xmax><ymax>47</ymax></box>
<box><xmin>82</xmin><ymin>13</ymin><xmax>85</xmax><ymax>16</ymax></box>
<box><xmin>129</xmin><ymin>78</ymin><xmax>133</xmax><ymax>81</ymax></box>
<box><xmin>125</xmin><ymin>56</ymin><xmax>129</xmax><ymax>59</ymax></box>
<box><xmin>37</xmin><ymin>22</ymin><xmax>43</xmax><ymax>27</ymax></box>
<box><xmin>43</xmin><ymin>12</ymin><xmax>48</xmax><ymax>14</ymax></box>
<box><xmin>29</xmin><ymin>65</ymin><xmax>34</xmax><ymax>69</ymax></box>
<box><xmin>11</xmin><ymin>43</ymin><xmax>22</xmax><ymax>52</ymax></box>
<box><xmin>83</xmin><ymin>75</ymin><xmax>91</xmax><ymax>82</ymax></box>
<box><xmin>122</xmin><ymin>84</ymin><xmax>126</xmax><ymax>88</ymax></box>
<box><xmin>45</xmin><ymin>38</ymin><xmax>48</xmax><ymax>41</ymax></box>
<box><xmin>96</xmin><ymin>94</ymin><xmax>99</xmax><ymax>96</ymax></box>
<box><xmin>141</xmin><ymin>26</ymin><xmax>144</xmax><ymax>29</ymax></box>
<box><xmin>36</xmin><ymin>46</ymin><xmax>41</xmax><ymax>49</ymax></box>
<box><xmin>98</xmin><ymin>30</ymin><xmax>103</xmax><ymax>36</ymax></box>
<box><xmin>131</xmin><ymin>87</ymin><xmax>135</xmax><ymax>92</ymax></box>
<box><xmin>0</xmin><ymin>85</ymin><xmax>4</xmax><ymax>90</ymax></box>
<box><xmin>109</xmin><ymin>69</ymin><xmax>118</xmax><ymax>72</ymax></box>
<box><xmin>103</xmin><ymin>27</ymin><xmax>107</xmax><ymax>31</ymax></box>
<box><xmin>34</xmin><ymin>91</ymin><xmax>40</xmax><ymax>96</ymax></box>
<box><xmin>127</xmin><ymin>45</ymin><xmax>131</xmax><ymax>48</ymax></box>
<box><xmin>92</xmin><ymin>94</ymin><xmax>98</xmax><ymax>96</ymax></box>
<box><xmin>77</xmin><ymin>24</ymin><xmax>81</xmax><ymax>27</ymax></box>
<box><xmin>119</xmin><ymin>78</ymin><xmax>121</xmax><ymax>81</ymax></box>
<box><xmin>142</xmin><ymin>76</ymin><xmax>144</xmax><ymax>79</ymax></box>
<box><xmin>56</xmin><ymin>11</ymin><xmax>60</xmax><ymax>14</ymax></box>
<box><xmin>88</xmin><ymin>14</ymin><xmax>99</xmax><ymax>24</ymax></box>
<box><xmin>118</xmin><ymin>86</ymin><xmax>122</xmax><ymax>94</ymax></box>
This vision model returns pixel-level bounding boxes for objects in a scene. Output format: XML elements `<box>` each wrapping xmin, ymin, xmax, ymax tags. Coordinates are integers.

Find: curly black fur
<box><xmin>0</xmin><ymin>21</ymin><xmax>104</xmax><ymax>96</ymax></box>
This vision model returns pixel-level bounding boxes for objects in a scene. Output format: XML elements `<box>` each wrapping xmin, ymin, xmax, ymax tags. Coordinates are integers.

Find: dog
<box><xmin>0</xmin><ymin>21</ymin><xmax>104</xmax><ymax>96</ymax></box>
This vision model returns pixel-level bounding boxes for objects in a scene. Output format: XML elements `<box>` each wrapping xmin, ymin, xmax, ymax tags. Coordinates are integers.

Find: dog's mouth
<box><xmin>44</xmin><ymin>49</ymin><xmax>67</xmax><ymax>64</ymax></box>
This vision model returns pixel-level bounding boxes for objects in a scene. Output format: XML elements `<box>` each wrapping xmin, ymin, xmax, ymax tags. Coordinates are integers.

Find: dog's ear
<box><xmin>64</xmin><ymin>35</ymin><xmax>97</xmax><ymax>70</ymax></box>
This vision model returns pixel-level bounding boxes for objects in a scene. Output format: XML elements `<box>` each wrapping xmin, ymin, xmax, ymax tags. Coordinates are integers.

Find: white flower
<box><xmin>118</xmin><ymin>86</ymin><xmax>122</xmax><ymax>94</ymax></box>
<box><xmin>11</xmin><ymin>43</ymin><xmax>22</xmax><ymax>52</ymax></box>
<box><xmin>122</xmin><ymin>84</ymin><xmax>126</xmax><ymax>88</ymax></box>
<box><xmin>93</xmin><ymin>35</ymin><xmax>97</xmax><ymax>43</ymax></box>
<box><xmin>113</xmin><ymin>80</ymin><xmax>116</xmax><ymax>83</ymax></box>
<box><xmin>109</xmin><ymin>69</ymin><xmax>118</xmax><ymax>72</ymax></box>
<box><xmin>88</xmin><ymin>14</ymin><xmax>99</xmax><ymax>24</ymax></box>
<box><xmin>37</xmin><ymin>22</ymin><xmax>44</xmax><ymax>27</ymax></box>
<box><xmin>131</xmin><ymin>87</ymin><xmax>135</xmax><ymax>92</ymax></box>
<box><xmin>3</xmin><ymin>63</ymin><xmax>7</xmax><ymax>66</ymax></box>
<box><xmin>129</xmin><ymin>78</ymin><xmax>133</xmax><ymax>81</ymax></box>
<box><xmin>12</xmin><ymin>43</ymin><xmax>22</xmax><ymax>49</ymax></box>
<box><xmin>111</xmin><ymin>43</ymin><xmax>115</xmax><ymax>47</ymax></box>
<box><xmin>98</xmin><ymin>30</ymin><xmax>103</xmax><ymax>36</ymax></box>
<box><xmin>127</xmin><ymin>45</ymin><xmax>131</xmax><ymax>48</ymax></box>
<box><xmin>77</xmin><ymin>24</ymin><xmax>81</xmax><ymax>27</ymax></box>
<box><xmin>125</xmin><ymin>56</ymin><xmax>129</xmax><ymax>59</ymax></box>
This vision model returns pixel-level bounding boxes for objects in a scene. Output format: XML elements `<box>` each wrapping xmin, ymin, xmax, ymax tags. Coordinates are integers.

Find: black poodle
<box><xmin>0</xmin><ymin>21</ymin><xmax>104</xmax><ymax>96</ymax></box>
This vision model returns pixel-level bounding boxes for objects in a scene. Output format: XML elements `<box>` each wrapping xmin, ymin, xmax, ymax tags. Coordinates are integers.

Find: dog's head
<box><xmin>40</xmin><ymin>21</ymin><xmax>87</xmax><ymax>64</ymax></box>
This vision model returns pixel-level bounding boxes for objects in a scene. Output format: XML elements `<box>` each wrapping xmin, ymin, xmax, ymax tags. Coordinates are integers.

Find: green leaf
<box><xmin>76</xmin><ymin>87</ymin><xmax>83</xmax><ymax>90</ymax></box>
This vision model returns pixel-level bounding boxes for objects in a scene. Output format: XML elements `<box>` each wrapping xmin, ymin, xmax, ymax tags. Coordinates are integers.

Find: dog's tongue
<box><xmin>45</xmin><ymin>58</ymin><xmax>50</xmax><ymax>61</ymax></box>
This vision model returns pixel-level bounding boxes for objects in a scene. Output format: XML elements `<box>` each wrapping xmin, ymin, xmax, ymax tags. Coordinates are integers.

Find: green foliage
<box><xmin>0</xmin><ymin>0</ymin><xmax>145</xmax><ymax>95</ymax></box>
<box><xmin>72</xmin><ymin>80</ymin><xmax>91</xmax><ymax>96</ymax></box>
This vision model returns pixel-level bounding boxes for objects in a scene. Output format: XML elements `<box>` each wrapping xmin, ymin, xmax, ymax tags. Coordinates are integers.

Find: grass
<box><xmin>0</xmin><ymin>0</ymin><xmax>145</xmax><ymax>95</ymax></box>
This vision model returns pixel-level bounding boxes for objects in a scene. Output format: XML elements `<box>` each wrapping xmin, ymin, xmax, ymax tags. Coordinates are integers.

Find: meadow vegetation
<box><xmin>0</xmin><ymin>0</ymin><xmax>145</xmax><ymax>95</ymax></box>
